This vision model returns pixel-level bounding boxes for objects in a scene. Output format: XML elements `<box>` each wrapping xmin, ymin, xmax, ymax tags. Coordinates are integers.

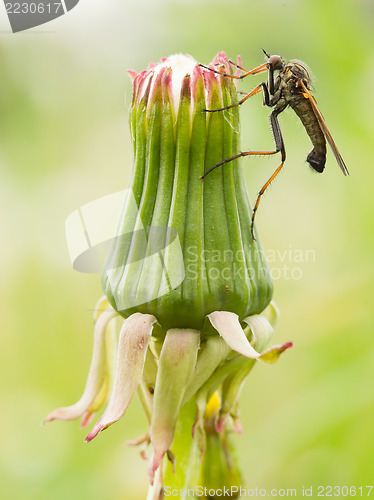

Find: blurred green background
<box><xmin>1</xmin><ymin>0</ymin><xmax>373</xmax><ymax>498</ymax></box>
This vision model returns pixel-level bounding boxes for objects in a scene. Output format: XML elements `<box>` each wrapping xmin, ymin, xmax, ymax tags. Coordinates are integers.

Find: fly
<box><xmin>199</xmin><ymin>50</ymin><xmax>349</xmax><ymax>240</ymax></box>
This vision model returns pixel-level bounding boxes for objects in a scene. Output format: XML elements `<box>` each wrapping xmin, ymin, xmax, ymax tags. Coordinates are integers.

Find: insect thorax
<box><xmin>286</xmin><ymin>61</ymin><xmax>311</xmax><ymax>86</ymax></box>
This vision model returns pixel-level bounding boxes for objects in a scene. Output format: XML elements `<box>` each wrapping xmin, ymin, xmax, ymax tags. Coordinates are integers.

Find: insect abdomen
<box><xmin>291</xmin><ymin>98</ymin><xmax>327</xmax><ymax>173</ymax></box>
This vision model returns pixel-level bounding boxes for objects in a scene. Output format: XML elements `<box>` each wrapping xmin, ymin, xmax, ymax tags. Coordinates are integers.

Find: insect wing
<box><xmin>300</xmin><ymin>81</ymin><xmax>349</xmax><ymax>176</ymax></box>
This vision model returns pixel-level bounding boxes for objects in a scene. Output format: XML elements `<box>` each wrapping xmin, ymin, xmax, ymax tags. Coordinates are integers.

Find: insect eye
<box><xmin>268</xmin><ymin>55</ymin><xmax>283</xmax><ymax>70</ymax></box>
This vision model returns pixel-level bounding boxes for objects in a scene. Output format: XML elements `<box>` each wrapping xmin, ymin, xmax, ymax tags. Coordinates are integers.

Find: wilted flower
<box><xmin>45</xmin><ymin>53</ymin><xmax>292</xmax><ymax>494</ymax></box>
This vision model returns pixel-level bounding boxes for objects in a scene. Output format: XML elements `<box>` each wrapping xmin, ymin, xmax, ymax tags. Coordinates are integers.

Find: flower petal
<box><xmin>241</xmin><ymin>314</ymin><xmax>275</xmax><ymax>352</ymax></box>
<box><xmin>258</xmin><ymin>341</ymin><xmax>293</xmax><ymax>363</ymax></box>
<box><xmin>80</xmin><ymin>315</ymin><xmax>118</xmax><ymax>428</ymax></box>
<box><xmin>85</xmin><ymin>313</ymin><xmax>156</xmax><ymax>442</ymax></box>
<box><xmin>93</xmin><ymin>295</ymin><xmax>110</xmax><ymax>322</ymax></box>
<box><xmin>182</xmin><ymin>335</ymin><xmax>231</xmax><ymax>405</ymax></box>
<box><xmin>259</xmin><ymin>300</ymin><xmax>280</xmax><ymax>329</ymax></box>
<box><xmin>149</xmin><ymin>328</ymin><xmax>200</xmax><ymax>484</ymax></box>
<box><xmin>43</xmin><ymin>309</ymin><xmax>117</xmax><ymax>424</ymax></box>
<box><xmin>208</xmin><ymin>311</ymin><xmax>262</xmax><ymax>359</ymax></box>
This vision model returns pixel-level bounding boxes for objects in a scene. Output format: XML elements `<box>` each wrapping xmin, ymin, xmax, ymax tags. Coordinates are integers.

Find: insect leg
<box><xmin>228</xmin><ymin>59</ymin><xmax>253</xmax><ymax>74</ymax></box>
<box><xmin>251</xmin><ymin>110</ymin><xmax>285</xmax><ymax>239</ymax></box>
<box><xmin>267</xmin><ymin>62</ymin><xmax>276</xmax><ymax>95</ymax></box>
<box><xmin>198</xmin><ymin>61</ymin><xmax>269</xmax><ymax>80</ymax></box>
<box><xmin>262</xmin><ymin>81</ymin><xmax>271</xmax><ymax>106</ymax></box>
<box><xmin>201</xmin><ymin>107</ymin><xmax>283</xmax><ymax>180</ymax></box>
<box><xmin>203</xmin><ymin>83</ymin><xmax>263</xmax><ymax>113</ymax></box>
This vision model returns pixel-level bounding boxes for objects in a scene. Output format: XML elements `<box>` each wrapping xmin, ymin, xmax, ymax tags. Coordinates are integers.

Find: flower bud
<box><xmin>102</xmin><ymin>53</ymin><xmax>273</xmax><ymax>331</ymax></box>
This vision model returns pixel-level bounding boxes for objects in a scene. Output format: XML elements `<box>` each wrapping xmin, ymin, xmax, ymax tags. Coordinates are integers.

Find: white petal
<box><xmin>43</xmin><ymin>309</ymin><xmax>117</xmax><ymax>424</ymax></box>
<box><xmin>85</xmin><ymin>313</ymin><xmax>156</xmax><ymax>442</ymax></box>
<box><xmin>241</xmin><ymin>314</ymin><xmax>274</xmax><ymax>352</ymax></box>
<box><xmin>208</xmin><ymin>311</ymin><xmax>261</xmax><ymax>359</ymax></box>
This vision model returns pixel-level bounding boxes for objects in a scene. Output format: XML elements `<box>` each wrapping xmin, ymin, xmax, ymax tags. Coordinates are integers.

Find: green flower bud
<box><xmin>102</xmin><ymin>53</ymin><xmax>273</xmax><ymax>331</ymax></box>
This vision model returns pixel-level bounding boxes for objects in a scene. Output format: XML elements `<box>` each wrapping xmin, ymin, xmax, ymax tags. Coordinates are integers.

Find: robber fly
<box><xmin>199</xmin><ymin>50</ymin><xmax>349</xmax><ymax>239</ymax></box>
